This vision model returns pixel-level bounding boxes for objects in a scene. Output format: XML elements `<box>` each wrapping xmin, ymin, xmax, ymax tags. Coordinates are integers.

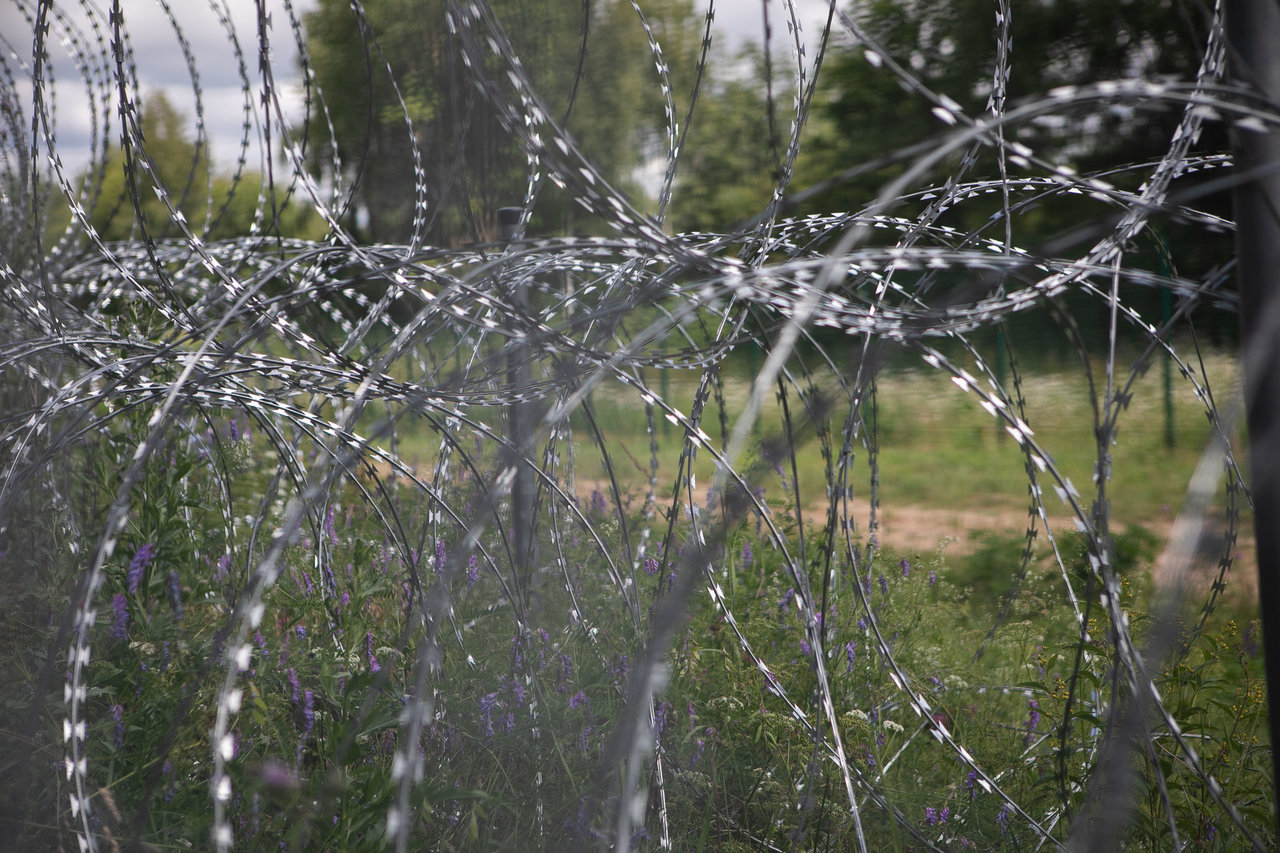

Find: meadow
<box><xmin>1</xmin><ymin>336</ymin><xmax>1267</xmax><ymax>850</ymax></box>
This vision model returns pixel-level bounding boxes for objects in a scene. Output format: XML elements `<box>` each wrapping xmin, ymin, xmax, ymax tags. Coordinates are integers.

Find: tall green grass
<box><xmin>4</xmin><ymin>397</ymin><xmax>1264</xmax><ymax>850</ymax></box>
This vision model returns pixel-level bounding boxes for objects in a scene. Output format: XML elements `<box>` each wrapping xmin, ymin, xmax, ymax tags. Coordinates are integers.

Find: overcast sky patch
<box><xmin>4</xmin><ymin>0</ymin><xmax>837</xmax><ymax>177</ymax></box>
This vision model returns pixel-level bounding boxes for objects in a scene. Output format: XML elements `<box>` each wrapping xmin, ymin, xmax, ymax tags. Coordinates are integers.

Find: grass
<box><xmin>1</xmin><ymin>379</ymin><xmax>1269</xmax><ymax>850</ymax></box>
<box><xmin>385</xmin><ymin>341</ymin><xmax>1243</xmax><ymax>529</ymax></box>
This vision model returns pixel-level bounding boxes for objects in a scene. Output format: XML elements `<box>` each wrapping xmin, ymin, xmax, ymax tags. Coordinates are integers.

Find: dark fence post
<box><xmin>499</xmin><ymin>206</ymin><xmax>537</xmax><ymax>599</ymax></box>
<box><xmin>1227</xmin><ymin>0</ymin><xmax>1280</xmax><ymax>829</ymax></box>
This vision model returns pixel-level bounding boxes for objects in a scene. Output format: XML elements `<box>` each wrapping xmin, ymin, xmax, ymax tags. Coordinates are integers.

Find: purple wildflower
<box><xmin>569</xmin><ymin>691</ymin><xmax>588</xmax><ymax>710</ymax></box>
<box><xmin>324</xmin><ymin>505</ymin><xmax>338</xmax><ymax>546</ymax></box>
<box><xmin>863</xmin><ymin>746</ymin><xmax>875</xmax><ymax>768</ymax></box>
<box><xmin>763</xmin><ymin>669</ymin><xmax>781</xmax><ymax>696</ymax></box>
<box><xmin>845</xmin><ymin>640</ymin><xmax>856</xmax><ymax>673</ymax></box>
<box><xmin>643</xmin><ymin>557</ymin><xmax>659</xmax><ymax>576</ymax></box>
<box><xmin>965</xmin><ymin>768</ymin><xmax>978</xmax><ymax>799</ymax></box>
<box><xmin>214</xmin><ymin>554</ymin><xmax>231</xmax><ymax>583</ymax></box>
<box><xmin>126</xmin><ymin>543</ymin><xmax>156</xmax><ymax>594</ymax></box>
<box><xmin>1024</xmin><ymin>698</ymin><xmax>1041</xmax><ymax>746</ymax></box>
<box><xmin>111</xmin><ymin>703</ymin><xmax>124</xmax><ymax>749</ymax></box>
<box><xmin>741</xmin><ymin>541</ymin><xmax>753</xmax><ymax>570</ymax></box>
<box><xmin>302</xmin><ymin>690</ymin><xmax>315</xmax><ymax>736</ymax></box>
<box><xmin>1206</xmin><ymin>824</ymin><xmax>1217</xmax><ymax>842</ymax></box>
<box><xmin>110</xmin><ymin>593</ymin><xmax>129</xmax><ymax>641</ymax></box>
<box><xmin>799</xmin><ymin>638</ymin><xmax>812</xmax><ymax>656</ymax></box>
<box><xmin>879</xmin><ymin>574</ymin><xmax>888</xmax><ymax>595</ymax></box>
<box><xmin>510</xmin><ymin>635</ymin><xmax>525</xmax><ymax>671</ymax></box>
<box><xmin>288</xmin><ymin>668</ymin><xmax>300</xmax><ymax>703</ymax></box>
<box><xmin>228</xmin><ymin>417</ymin><xmax>239</xmax><ymax>442</ymax></box>
<box><xmin>690</xmin><ymin>736</ymin><xmax>705</xmax><ymax>766</ymax></box>
<box><xmin>900</xmin><ymin>558</ymin><xmax>911</xmax><ymax>578</ymax></box>
<box><xmin>479</xmin><ymin>692</ymin><xmax>500</xmax><ymax>739</ymax></box>
<box><xmin>295</xmin><ymin>625</ymin><xmax>306</xmax><ymax>639</ymax></box>
<box><xmin>655</xmin><ymin>700</ymin><xmax>671</xmax><ymax>738</ymax></box>
<box><xmin>435</xmin><ymin>538</ymin><xmax>447</xmax><ymax>573</ymax></box>
<box><xmin>555</xmin><ymin>651</ymin><xmax>573</xmax><ymax>693</ymax></box>
<box><xmin>300</xmin><ymin>572</ymin><xmax>313</xmax><ymax>596</ymax></box>
<box><xmin>610</xmin><ymin>654</ymin><xmax>630</xmax><ymax>689</ymax></box>
<box><xmin>366</xmin><ymin>632</ymin><xmax>380</xmax><ymax>672</ymax></box>
<box><xmin>167</xmin><ymin>570</ymin><xmax>183</xmax><ymax>619</ymax></box>
<box><xmin>260</xmin><ymin>759</ymin><xmax>298</xmax><ymax>791</ymax></box>
<box><xmin>466</xmin><ymin>554</ymin><xmax>479</xmax><ymax>590</ymax></box>
<box><xmin>928</xmin><ymin>570</ymin><xmax>937</xmax><ymax>585</ymax></box>
<box><xmin>996</xmin><ymin>803</ymin><xmax>1011</xmax><ymax>835</ymax></box>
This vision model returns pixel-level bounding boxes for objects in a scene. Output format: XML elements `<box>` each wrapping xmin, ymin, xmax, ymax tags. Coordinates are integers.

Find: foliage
<box><xmin>301</xmin><ymin>0</ymin><xmax>702</xmax><ymax>243</ymax></box>
<box><xmin>810</xmin><ymin>0</ymin><xmax>1223</xmax><ymax>208</ymax></box>
<box><xmin>67</xmin><ymin>92</ymin><xmax>324</xmax><ymax>243</ymax></box>
<box><xmin>2</xmin><ymin>412</ymin><xmax>1269</xmax><ymax>848</ymax></box>
<box><xmin>669</xmin><ymin>53</ymin><xmax>788</xmax><ymax>234</ymax></box>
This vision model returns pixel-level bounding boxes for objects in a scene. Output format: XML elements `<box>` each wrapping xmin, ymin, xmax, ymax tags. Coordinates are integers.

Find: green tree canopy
<box><xmin>77</xmin><ymin>91</ymin><xmax>320</xmax><ymax>243</ymax></box>
<box><xmin>808</xmin><ymin>0</ymin><xmax>1222</xmax><ymax>217</ymax></box>
<box><xmin>85</xmin><ymin>91</ymin><xmax>212</xmax><ymax>242</ymax></box>
<box><xmin>301</xmin><ymin>0</ymin><xmax>701</xmax><ymax>245</ymax></box>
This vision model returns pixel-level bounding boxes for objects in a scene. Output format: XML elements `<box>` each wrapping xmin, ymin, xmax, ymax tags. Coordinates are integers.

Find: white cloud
<box><xmin>707</xmin><ymin>0</ymin><xmax>837</xmax><ymax>55</ymax></box>
<box><xmin>6</xmin><ymin>0</ymin><xmax>834</xmax><ymax>179</ymax></box>
<box><xmin>6</xmin><ymin>0</ymin><xmax>313</xmax><ymax>175</ymax></box>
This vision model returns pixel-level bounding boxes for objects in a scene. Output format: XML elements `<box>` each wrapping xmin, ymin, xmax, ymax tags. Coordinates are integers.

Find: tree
<box><xmin>669</xmin><ymin>50</ymin><xmax>789</xmax><ymax>234</ymax></box>
<box><xmin>808</xmin><ymin>0</ymin><xmax>1224</xmax><ymax>217</ymax></box>
<box><xmin>78</xmin><ymin>92</ymin><xmax>317</xmax><ymax>243</ymax></box>
<box><xmin>83</xmin><ymin>91</ymin><xmax>211</xmax><ymax>242</ymax></box>
<box><xmin>795</xmin><ymin>0</ymin><xmax>1235</xmax><ymax>349</ymax></box>
<box><xmin>301</xmin><ymin>0</ymin><xmax>702</xmax><ymax>246</ymax></box>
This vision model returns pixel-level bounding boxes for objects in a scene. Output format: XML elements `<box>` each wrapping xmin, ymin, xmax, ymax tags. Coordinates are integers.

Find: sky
<box><xmin>3</xmin><ymin>0</ymin><xmax>839</xmax><ymax>176</ymax></box>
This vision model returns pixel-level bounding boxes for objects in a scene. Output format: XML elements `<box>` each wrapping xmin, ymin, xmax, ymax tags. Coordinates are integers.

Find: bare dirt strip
<box><xmin>861</xmin><ymin>500</ymin><xmax>1257</xmax><ymax>603</ymax></box>
<box><xmin>571</xmin><ymin>480</ymin><xmax>1259</xmax><ymax>606</ymax></box>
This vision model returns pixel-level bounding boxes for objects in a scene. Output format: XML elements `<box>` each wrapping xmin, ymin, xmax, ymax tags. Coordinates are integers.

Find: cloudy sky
<box><xmin>3</xmin><ymin>0</ymin><xmax>839</xmax><ymax>175</ymax></box>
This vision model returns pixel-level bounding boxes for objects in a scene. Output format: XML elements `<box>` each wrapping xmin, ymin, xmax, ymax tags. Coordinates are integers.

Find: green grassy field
<box><xmin>405</xmin><ymin>344</ymin><xmax>1244</xmax><ymax>523</ymax></box>
<box><xmin>14</xmin><ymin>373</ymin><xmax>1265</xmax><ymax>850</ymax></box>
